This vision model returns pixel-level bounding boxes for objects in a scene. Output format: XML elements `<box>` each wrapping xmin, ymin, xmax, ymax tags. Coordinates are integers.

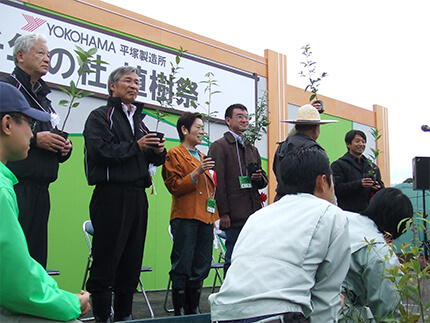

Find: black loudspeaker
<box><xmin>412</xmin><ymin>157</ymin><xmax>430</xmax><ymax>190</ymax></box>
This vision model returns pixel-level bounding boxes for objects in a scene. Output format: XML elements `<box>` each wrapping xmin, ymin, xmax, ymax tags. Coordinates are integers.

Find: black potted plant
<box><xmin>366</xmin><ymin>128</ymin><xmax>382</xmax><ymax>181</ymax></box>
<box><xmin>199</xmin><ymin>71</ymin><xmax>220</xmax><ymax>146</ymax></box>
<box><xmin>155</xmin><ymin>46</ymin><xmax>194</xmax><ymax>142</ymax></box>
<box><xmin>53</xmin><ymin>46</ymin><xmax>107</xmax><ymax>139</ymax></box>
<box><xmin>241</xmin><ymin>91</ymin><xmax>270</xmax><ymax>175</ymax></box>
<box><xmin>298</xmin><ymin>44</ymin><xmax>328</xmax><ymax>103</ymax></box>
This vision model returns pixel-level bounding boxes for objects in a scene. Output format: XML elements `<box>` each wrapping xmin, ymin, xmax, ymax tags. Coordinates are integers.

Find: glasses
<box><xmin>1</xmin><ymin>113</ymin><xmax>37</xmax><ymax>131</ymax></box>
<box><xmin>20</xmin><ymin>115</ymin><xmax>37</xmax><ymax>131</ymax></box>
<box><xmin>29</xmin><ymin>120</ymin><xmax>37</xmax><ymax>131</ymax></box>
<box><xmin>118</xmin><ymin>78</ymin><xmax>140</xmax><ymax>87</ymax></box>
<box><xmin>233</xmin><ymin>114</ymin><xmax>249</xmax><ymax>120</ymax></box>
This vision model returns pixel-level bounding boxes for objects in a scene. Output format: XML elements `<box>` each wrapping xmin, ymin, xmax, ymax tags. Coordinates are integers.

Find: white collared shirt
<box><xmin>228</xmin><ymin>130</ymin><xmax>244</xmax><ymax>145</ymax></box>
<box><xmin>122</xmin><ymin>102</ymin><xmax>137</xmax><ymax>134</ymax></box>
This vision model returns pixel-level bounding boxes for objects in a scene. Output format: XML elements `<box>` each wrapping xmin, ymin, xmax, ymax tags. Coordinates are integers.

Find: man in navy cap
<box><xmin>0</xmin><ymin>82</ymin><xmax>90</xmax><ymax>322</ymax></box>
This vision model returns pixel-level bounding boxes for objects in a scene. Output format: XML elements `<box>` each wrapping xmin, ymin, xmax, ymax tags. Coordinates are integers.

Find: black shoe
<box><xmin>113</xmin><ymin>314</ymin><xmax>133</xmax><ymax>322</ymax></box>
<box><xmin>91</xmin><ymin>292</ymin><xmax>112</xmax><ymax>323</ymax></box>
<box><xmin>113</xmin><ymin>292</ymin><xmax>133</xmax><ymax>321</ymax></box>
<box><xmin>95</xmin><ymin>317</ymin><xmax>112</xmax><ymax>323</ymax></box>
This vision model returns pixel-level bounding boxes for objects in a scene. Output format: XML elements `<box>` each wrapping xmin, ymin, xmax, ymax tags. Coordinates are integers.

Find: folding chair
<box><xmin>81</xmin><ymin>220</ymin><xmax>154</xmax><ymax>319</ymax></box>
<box><xmin>163</xmin><ymin>225</ymin><xmax>226</xmax><ymax>313</ymax></box>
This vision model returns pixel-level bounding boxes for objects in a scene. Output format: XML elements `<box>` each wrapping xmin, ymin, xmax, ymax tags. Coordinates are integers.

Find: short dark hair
<box><xmin>107</xmin><ymin>66</ymin><xmax>139</xmax><ymax>96</ymax></box>
<box><xmin>224</xmin><ymin>103</ymin><xmax>247</xmax><ymax>119</ymax></box>
<box><xmin>176</xmin><ymin>112</ymin><xmax>203</xmax><ymax>142</ymax></box>
<box><xmin>361</xmin><ymin>188</ymin><xmax>413</xmax><ymax>239</ymax></box>
<box><xmin>345</xmin><ymin>129</ymin><xmax>366</xmax><ymax>146</ymax></box>
<box><xmin>280</xmin><ymin>147</ymin><xmax>332</xmax><ymax>195</ymax></box>
<box><xmin>0</xmin><ymin>112</ymin><xmax>23</xmax><ymax>124</ymax></box>
<box><xmin>295</xmin><ymin>124</ymin><xmax>318</xmax><ymax>132</ymax></box>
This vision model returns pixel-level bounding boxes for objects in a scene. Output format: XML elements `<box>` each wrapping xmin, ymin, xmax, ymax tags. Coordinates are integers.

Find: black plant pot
<box><xmin>50</xmin><ymin>127</ymin><xmax>69</xmax><ymax>140</ymax></box>
<box><xmin>247</xmin><ymin>162</ymin><xmax>260</xmax><ymax>176</ymax></box>
<box><xmin>148</xmin><ymin>131</ymin><xmax>164</xmax><ymax>147</ymax></box>
<box><xmin>203</xmin><ymin>155</ymin><xmax>217</xmax><ymax>169</ymax></box>
<box><xmin>362</xmin><ymin>172</ymin><xmax>376</xmax><ymax>183</ymax></box>
<box><xmin>50</xmin><ymin>127</ymin><xmax>69</xmax><ymax>157</ymax></box>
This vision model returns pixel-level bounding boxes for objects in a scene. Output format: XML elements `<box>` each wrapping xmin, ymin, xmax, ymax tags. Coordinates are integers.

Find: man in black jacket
<box><xmin>331</xmin><ymin>129</ymin><xmax>384</xmax><ymax>213</ymax></box>
<box><xmin>273</xmin><ymin>104</ymin><xmax>337</xmax><ymax>202</ymax></box>
<box><xmin>83</xmin><ymin>66</ymin><xmax>166</xmax><ymax>322</ymax></box>
<box><xmin>0</xmin><ymin>33</ymin><xmax>72</xmax><ymax>268</ymax></box>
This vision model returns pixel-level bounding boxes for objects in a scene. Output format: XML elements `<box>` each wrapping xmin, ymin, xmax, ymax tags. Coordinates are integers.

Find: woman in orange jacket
<box><xmin>162</xmin><ymin>112</ymin><xmax>219</xmax><ymax>316</ymax></box>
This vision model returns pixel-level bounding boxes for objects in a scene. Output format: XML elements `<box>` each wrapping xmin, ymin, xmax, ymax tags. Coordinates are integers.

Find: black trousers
<box><xmin>170</xmin><ymin>218</ymin><xmax>213</xmax><ymax>289</ymax></box>
<box><xmin>86</xmin><ymin>183</ymin><xmax>148</xmax><ymax>295</ymax></box>
<box><xmin>15</xmin><ymin>182</ymin><xmax>50</xmax><ymax>268</ymax></box>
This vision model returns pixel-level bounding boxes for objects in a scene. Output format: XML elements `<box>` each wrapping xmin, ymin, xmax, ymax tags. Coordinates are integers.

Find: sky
<box><xmin>101</xmin><ymin>0</ymin><xmax>430</xmax><ymax>185</ymax></box>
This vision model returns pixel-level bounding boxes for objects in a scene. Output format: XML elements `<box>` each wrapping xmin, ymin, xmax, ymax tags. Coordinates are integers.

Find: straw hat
<box><xmin>281</xmin><ymin>104</ymin><xmax>337</xmax><ymax>124</ymax></box>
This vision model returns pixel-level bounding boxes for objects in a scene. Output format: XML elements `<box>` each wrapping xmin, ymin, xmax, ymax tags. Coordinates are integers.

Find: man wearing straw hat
<box><xmin>273</xmin><ymin>104</ymin><xmax>337</xmax><ymax>202</ymax></box>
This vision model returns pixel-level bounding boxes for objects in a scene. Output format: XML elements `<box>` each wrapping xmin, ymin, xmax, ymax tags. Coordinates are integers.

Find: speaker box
<box><xmin>413</xmin><ymin>157</ymin><xmax>430</xmax><ymax>190</ymax></box>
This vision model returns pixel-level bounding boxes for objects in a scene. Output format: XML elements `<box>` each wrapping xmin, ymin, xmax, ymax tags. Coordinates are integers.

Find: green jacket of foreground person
<box><xmin>340</xmin><ymin>211</ymin><xmax>400</xmax><ymax>322</ymax></box>
<box><xmin>0</xmin><ymin>162</ymin><xmax>81</xmax><ymax>321</ymax></box>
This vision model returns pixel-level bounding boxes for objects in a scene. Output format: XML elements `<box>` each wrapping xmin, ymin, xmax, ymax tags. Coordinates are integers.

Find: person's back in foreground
<box><xmin>209</xmin><ymin>147</ymin><xmax>351</xmax><ymax>323</ymax></box>
<box><xmin>341</xmin><ymin>187</ymin><xmax>413</xmax><ymax>322</ymax></box>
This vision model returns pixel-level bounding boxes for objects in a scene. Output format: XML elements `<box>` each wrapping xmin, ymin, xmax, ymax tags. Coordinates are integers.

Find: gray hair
<box><xmin>107</xmin><ymin>66</ymin><xmax>139</xmax><ymax>96</ymax></box>
<box><xmin>13</xmin><ymin>33</ymin><xmax>47</xmax><ymax>65</ymax></box>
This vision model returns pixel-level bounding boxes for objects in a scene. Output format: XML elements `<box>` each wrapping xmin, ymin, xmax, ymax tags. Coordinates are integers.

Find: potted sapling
<box><xmin>54</xmin><ymin>46</ymin><xmax>107</xmax><ymax>139</ymax></box>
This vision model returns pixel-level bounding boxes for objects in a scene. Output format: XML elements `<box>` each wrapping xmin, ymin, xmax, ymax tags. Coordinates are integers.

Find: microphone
<box><xmin>422</xmin><ymin>125</ymin><xmax>430</xmax><ymax>132</ymax></box>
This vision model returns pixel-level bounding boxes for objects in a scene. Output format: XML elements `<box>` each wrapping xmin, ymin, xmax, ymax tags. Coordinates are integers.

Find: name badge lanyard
<box><xmin>235</xmin><ymin>138</ymin><xmax>252</xmax><ymax>189</ymax></box>
<box><xmin>11</xmin><ymin>74</ymin><xmax>55</xmax><ymax>127</ymax></box>
<box><xmin>203</xmin><ymin>170</ymin><xmax>216</xmax><ymax>214</ymax></box>
<box><xmin>189</xmin><ymin>149</ymin><xmax>217</xmax><ymax>214</ymax></box>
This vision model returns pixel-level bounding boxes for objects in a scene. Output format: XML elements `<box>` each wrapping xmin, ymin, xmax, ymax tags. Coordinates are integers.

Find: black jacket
<box><xmin>273</xmin><ymin>132</ymin><xmax>325</xmax><ymax>201</ymax></box>
<box><xmin>0</xmin><ymin>67</ymin><xmax>71</xmax><ymax>185</ymax></box>
<box><xmin>83</xmin><ymin>97</ymin><xmax>166</xmax><ymax>186</ymax></box>
<box><xmin>331</xmin><ymin>152</ymin><xmax>384</xmax><ymax>213</ymax></box>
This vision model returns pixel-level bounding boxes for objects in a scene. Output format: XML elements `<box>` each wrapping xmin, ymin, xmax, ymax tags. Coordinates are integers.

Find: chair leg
<box><xmin>212</xmin><ymin>267</ymin><xmax>224</xmax><ymax>293</ymax></box>
<box><xmin>163</xmin><ymin>278</ymin><xmax>174</xmax><ymax>313</ymax></box>
<box><xmin>82</xmin><ymin>256</ymin><xmax>91</xmax><ymax>290</ymax></box>
<box><xmin>211</xmin><ymin>254</ymin><xmax>225</xmax><ymax>293</ymax></box>
<box><xmin>138</xmin><ymin>278</ymin><xmax>154</xmax><ymax>319</ymax></box>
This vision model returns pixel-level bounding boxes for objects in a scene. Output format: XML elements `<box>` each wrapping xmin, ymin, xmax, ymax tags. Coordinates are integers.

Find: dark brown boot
<box><xmin>186</xmin><ymin>282</ymin><xmax>202</xmax><ymax>315</ymax></box>
<box><xmin>172</xmin><ymin>288</ymin><xmax>186</xmax><ymax>316</ymax></box>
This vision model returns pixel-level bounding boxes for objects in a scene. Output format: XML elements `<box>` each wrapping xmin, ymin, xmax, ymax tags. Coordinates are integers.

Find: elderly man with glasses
<box><xmin>0</xmin><ymin>33</ymin><xmax>72</xmax><ymax>268</ymax></box>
